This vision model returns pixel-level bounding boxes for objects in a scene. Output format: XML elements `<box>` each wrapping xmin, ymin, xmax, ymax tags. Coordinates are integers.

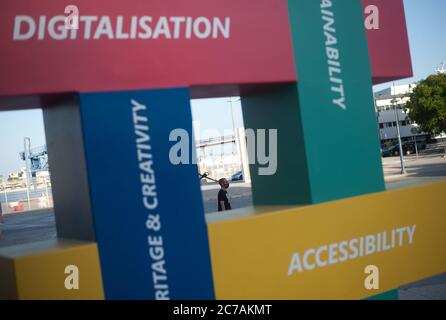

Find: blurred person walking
<box><xmin>218</xmin><ymin>178</ymin><xmax>232</xmax><ymax>212</ymax></box>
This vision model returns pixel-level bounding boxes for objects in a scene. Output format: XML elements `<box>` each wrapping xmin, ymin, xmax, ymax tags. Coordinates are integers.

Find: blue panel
<box><xmin>79</xmin><ymin>88</ymin><xmax>215</xmax><ymax>300</ymax></box>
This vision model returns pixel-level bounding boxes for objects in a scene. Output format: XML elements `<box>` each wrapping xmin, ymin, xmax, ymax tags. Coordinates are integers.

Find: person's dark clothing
<box><xmin>218</xmin><ymin>189</ymin><xmax>231</xmax><ymax>211</ymax></box>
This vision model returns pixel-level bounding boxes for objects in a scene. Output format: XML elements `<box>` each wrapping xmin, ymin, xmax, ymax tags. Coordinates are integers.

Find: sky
<box><xmin>0</xmin><ymin>0</ymin><xmax>445</xmax><ymax>176</ymax></box>
<box><xmin>374</xmin><ymin>0</ymin><xmax>446</xmax><ymax>91</ymax></box>
<box><xmin>0</xmin><ymin>109</ymin><xmax>47</xmax><ymax>177</ymax></box>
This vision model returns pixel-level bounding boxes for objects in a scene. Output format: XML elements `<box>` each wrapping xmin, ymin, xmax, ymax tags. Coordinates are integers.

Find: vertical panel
<box><xmin>288</xmin><ymin>0</ymin><xmax>385</xmax><ymax>202</ymax></box>
<box><xmin>242</xmin><ymin>0</ymin><xmax>385</xmax><ymax>205</ymax></box>
<box><xmin>241</xmin><ymin>85</ymin><xmax>312</xmax><ymax>205</ymax></box>
<box><xmin>79</xmin><ymin>89</ymin><xmax>215</xmax><ymax>299</ymax></box>
<box><xmin>43</xmin><ymin>98</ymin><xmax>96</xmax><ymax>241</ymax></box>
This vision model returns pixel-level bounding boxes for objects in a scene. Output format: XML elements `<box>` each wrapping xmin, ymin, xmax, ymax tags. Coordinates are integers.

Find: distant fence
<box><xmin>0</xmin><ymin>177</ymin><xmax>52</xmax><ymax>214</ymax></box>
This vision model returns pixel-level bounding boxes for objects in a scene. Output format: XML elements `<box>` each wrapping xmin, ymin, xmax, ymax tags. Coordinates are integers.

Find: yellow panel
<box><xmin>0</xmin><ymin>239</ymin><xmax>104</xmax><ymax>300</ymax></box>
<box><xmin>208</xmin><ymin>181</ymin><xmax>446</xmax><ymax>300</ymax></box>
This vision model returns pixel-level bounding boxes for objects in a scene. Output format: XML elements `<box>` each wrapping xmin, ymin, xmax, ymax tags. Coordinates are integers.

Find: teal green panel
<box><xmin>366</xmin><ymin>289</ymin><xmax>399</xmax><ymax>300</ymax></box>
<box><xmin>288</xmin><ymin>0</ymin><xmax>385</xmax><ymax>202</ymax></box>
<box><xmin>241</xmin><ymin>85</ymin><xmax>312</xmax><ymax>205</ymax></box>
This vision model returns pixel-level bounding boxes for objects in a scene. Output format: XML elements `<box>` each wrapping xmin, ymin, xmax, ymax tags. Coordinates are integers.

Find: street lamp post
<box><xmin>413</xmin><ymin>136</ymin><xmax>419</xmax><ymax>160</ymax></box>
<box><xmin>391</xmin><ymin>98</ymin><xmax>407</xmax><ymax>174</ymax></box>
<box><xmin>228</xmin><ymin>97</ymin><xmax>244</xmax><ymax>177</ymax></box>
<box><xmin>24</xmin><ymin>137</ymin><xmax>32</xmax><ymax>209</ymax></box>
<box><xmin>0</xmin><ymin>174</ymin><xmax>8</xmax><ymax>209</ymax></box>
<box><xmin>228</xmin><ymin>98</ymin><xmax>237</xmax><ymax>140</ymax></box>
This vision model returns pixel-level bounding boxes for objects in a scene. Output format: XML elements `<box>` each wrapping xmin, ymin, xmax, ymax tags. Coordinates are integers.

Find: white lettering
<box><xmin>365</xmin><ymin>5</ymin><xmax>380</xmax><ymax>30</ymax></box>
<box><xmin>288</xmin><ymin>225</ymin><xmax>416</xmax><ymax>276</ymax></box>
<box><xmin>13</xmin><ymin>16</ymin><xmax>36</xmax><ymax>40</ymax></box>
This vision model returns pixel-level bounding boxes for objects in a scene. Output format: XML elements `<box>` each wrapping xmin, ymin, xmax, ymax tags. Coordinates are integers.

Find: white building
<box><xmin>374</xmin><ymin>84</ymin><xmax>430</xmax><ymax>148</ymax></box>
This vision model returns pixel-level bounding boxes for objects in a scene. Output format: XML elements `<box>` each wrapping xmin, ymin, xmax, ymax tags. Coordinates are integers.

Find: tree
<box><xmin>406</xmin><ymin>73</ymin><xmax>446</xmax><ymax>135</ymax></box>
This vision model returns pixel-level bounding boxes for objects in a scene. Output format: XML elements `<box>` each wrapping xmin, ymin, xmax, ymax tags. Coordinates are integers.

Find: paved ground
<box><xmin>201</xmin><ymin>181</ymin><xmax>253</xmax><ymax>213</ymax></box>
<box><xmin>383</xmin><ymin>153</ymin><xmax>446</xmax><ymax>185</ymax></box>
<box><xmin>0</xmin><ymin>209</ymin><xmax>56</xmax><ymax>247</ymax></box>
<box><xmin>1</xmin><ymin>151</ymin><xmax>446</xmax><ymax>299</ymax></box>
<box><xmin>399</xmin><ymin>273</ymin><xmax>446</xmax><ymax>300</ymax></box>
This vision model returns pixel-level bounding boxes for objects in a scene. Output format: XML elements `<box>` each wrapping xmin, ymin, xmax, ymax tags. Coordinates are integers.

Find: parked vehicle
<box><xmin>381</xmin><ymin>141</ymin><xmax>426</xmax><ymax>157</ymax></box>
<box><xmin>231</xmin><ymin>171</ymin><xmax>243</xmax><ymax>181</ymax></box>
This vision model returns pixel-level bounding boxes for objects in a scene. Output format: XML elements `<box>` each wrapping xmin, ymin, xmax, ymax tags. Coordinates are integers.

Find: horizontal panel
<box><xmin>0</xmin><ymin>240</ymin><xmax>104</xmax><ymax>300</ymax></box>
<box><xmin>0</xmin><ymin>0</ymin><xmax>412</xmax><ymax>104</ymax></box>
<box><xmin>208</xmin><ymin>181</ymin><xmax>446</xmax><ymax>299</ymax></box>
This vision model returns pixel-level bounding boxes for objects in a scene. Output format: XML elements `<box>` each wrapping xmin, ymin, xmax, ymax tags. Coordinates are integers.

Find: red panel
<box><xmin>0</xmin><ymin>0</ymin><xmax>295</xmax><ymax>99</ymax></box>
<box><xmin>0</xmin><ymin>0</ymin><xmax>412</xmax><ymax>105</ymax></box>
<box><xmin>363</xmin><ymin>0</ymin><xmax>413</xmax><ymax>83</ymax></box>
